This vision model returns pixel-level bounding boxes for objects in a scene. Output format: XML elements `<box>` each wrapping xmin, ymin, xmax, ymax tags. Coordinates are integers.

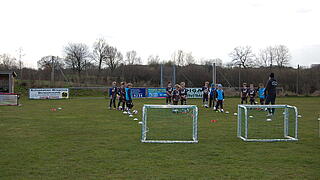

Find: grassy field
<box><xmin>0</xmin><ymin>97</ymin><xmax>320</xmax><ymax>179</ymax></box>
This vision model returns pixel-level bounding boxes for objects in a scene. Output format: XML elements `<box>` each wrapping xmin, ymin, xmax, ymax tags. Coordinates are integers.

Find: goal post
<box><xmin>237</xmin><ymin>104</ymin><xmax>298</xmax><ymax>142</ymax></box>
<box><xmin>141</xmin><ymin>105</ymin><xmax>198</xmax><ymax>143</ymax></box>
<box><xmin>0</xmin><ymin>93</ymin><xmax>19</xmax><ymax>106</ymax></box>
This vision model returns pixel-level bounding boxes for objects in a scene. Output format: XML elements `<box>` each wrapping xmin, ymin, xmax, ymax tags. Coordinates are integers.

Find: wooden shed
<box><xmin>0</xmin><ymin>71</ymin><xmax>17</xmax><ymax>93</ymax></box>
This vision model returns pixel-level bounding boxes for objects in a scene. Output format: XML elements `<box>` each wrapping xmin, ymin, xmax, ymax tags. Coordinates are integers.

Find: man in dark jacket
<box><xmin>265</xmin><ymin>73</ymin><xmax>278</xmax><ymax>116</ymax></box>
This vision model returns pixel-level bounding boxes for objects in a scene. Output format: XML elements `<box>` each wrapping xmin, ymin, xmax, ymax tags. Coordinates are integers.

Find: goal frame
<box><xmin>237</xmin><ymin>104</ymin><xmax>298</xmax><ymax>142</ymax></box>
<box><xmin>0</xmin><ymin>93</ymin><xmax>19</xmax><ymax>106</ymax></box>
<box><xmin>141</xmin><ymin>105</ymin><xmax>198</xmax><ymax>143</ymax></box>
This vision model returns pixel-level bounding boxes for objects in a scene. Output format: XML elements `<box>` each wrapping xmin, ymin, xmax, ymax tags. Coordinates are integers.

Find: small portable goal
<box><xmin>141</xmin><ymin>105</ymin><xmax>198</xmax><ymax>143</ymax></box>
<box><xmin>237</xmin><ymin>105</ymin><xmax>298</xmax><ymax>142</ymax></box>
<box><xmin>0</xmin><ymin>93</ymin><xmax>19</xmax><ymax>106</ymax></box>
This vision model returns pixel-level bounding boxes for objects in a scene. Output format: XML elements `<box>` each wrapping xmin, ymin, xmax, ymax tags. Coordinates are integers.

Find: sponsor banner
<box><xmin>29</xmin><ymin>88</ymin><xmax>69</xmax><ymax>99</ymax></box>
<box><xmin>131</xmin><ymin>88</ymin><xmax>147</xmax><ymax>98</ymax></box>
<box><xmin>186</xmin><ymin>88</ymin><xmax>203</xmax><ymax>98</ymax></box>
<box><xmin>146</xmin><ymin>88</ymin><xmax>203</xmax><ymax>98</ymax></box>
<box><xmin>109</xmin><ymin>88</ymin><xmax>146</xmax><ymax>98</ymax></box>
<box><xmin>147</xmin><ymin>88</ymin><xmax>167</xmax><ymax>98</ymax></box>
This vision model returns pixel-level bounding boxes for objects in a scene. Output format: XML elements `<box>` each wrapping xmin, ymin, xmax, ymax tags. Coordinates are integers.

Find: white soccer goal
<box><xmin>0</xmin><ymin>93</ymin><xmax>19</xmax><ymax>106</ymax></box>
<box><xmin>237</xmin><ymin>105</ymin><xmax>298</xmax><ymax>142</ymax></box>
<box><xmin>141</xmin><ymin>105</ymin><xmax>198</xmax><ymax>143</ymax></box>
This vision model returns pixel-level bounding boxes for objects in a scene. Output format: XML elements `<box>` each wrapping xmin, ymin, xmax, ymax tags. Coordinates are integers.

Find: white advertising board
<box><xmin>29</xmin><ymin>88</ymin><xmax>69</xmax><ymax>99</ymax></box>
<box><xmin>186</xmin><ymin>88</ymin><xmax>203</xmax><ymax>98</ymax></box>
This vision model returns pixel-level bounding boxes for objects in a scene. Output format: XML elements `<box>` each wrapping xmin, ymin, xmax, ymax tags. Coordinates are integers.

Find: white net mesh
<box><xmin>237</xmin><ymin>105</ymin><xmax>298</xmax><ymax>142</ymax></box>
<box><xmin>141</xmin><ymin>105</ymin><xmax>198</xmax><ymax>143</ymax></box>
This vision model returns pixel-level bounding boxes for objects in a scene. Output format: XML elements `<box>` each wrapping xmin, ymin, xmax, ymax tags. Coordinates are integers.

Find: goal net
<box><xmin>141</xmin><ymin>105</ymin><xmax>198</xmax><ymax>143</ymax></box>
<box><xmin>0</xmin><ymin>93</ymin><xmax>19</xmax><ymax>106</ymax></box>
<box><xmin>237</xmin><ymin>105</ymin><xmax>298</xmax><ymax>142</ymax></box>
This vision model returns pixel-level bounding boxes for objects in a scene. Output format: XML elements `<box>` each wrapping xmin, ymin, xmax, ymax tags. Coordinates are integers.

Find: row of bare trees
<box><xmin>2</xmin><ymin>40</ymin><xmax>319</xmax><ymax>95</ymax></box>
<box><xmin>1</xmin><ymin>54</ymin><xmax>319</xmax><ymax>95</ymax></box>
<box><xmin>229</xmin><ymin>45</ymin><xmax>291</xmax><ymax>68</ymax></box>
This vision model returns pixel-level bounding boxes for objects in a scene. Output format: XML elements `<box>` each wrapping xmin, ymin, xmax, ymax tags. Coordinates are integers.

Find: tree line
<box><xmin>0</xmin><ymin>39</ymin><xmax>319</xmax><ymax>95</ymax></box>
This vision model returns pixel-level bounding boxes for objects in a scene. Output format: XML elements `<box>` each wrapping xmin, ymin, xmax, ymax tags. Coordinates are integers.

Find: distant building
<box><xmin>0</xmin><ymin>71</ymin><xmax>17</xmax><ymax>93</ymax></box>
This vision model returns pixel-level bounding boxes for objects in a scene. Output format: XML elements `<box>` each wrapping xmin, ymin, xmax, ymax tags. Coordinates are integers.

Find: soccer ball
<box><xmin>133</xmin><ymin>110</ymin><xmax>138</xmax><ymax>114</ymax></box>
<box><xmin>172</xmin><ymin>109</ymin><xmax>179</xmax><ymax>113</ymax></box>
<box><xmin>118</xmin><ymin>106</ymin><xmax>122</xmax><ymax>110</ymax></box>
<box><xmin>204</xmin><ymin>104</ymin><xmax>208</xmax><ymax>108</ymax></box>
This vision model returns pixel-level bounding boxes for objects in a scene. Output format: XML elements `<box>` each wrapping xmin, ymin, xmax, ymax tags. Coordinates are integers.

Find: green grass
<box><xmin>0</xmin><ymin>97</ymin><xmax>319</xmax><ymax>179</ymax></box>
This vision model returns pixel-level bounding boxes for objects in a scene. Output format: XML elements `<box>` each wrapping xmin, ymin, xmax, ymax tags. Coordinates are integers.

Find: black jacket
<box><xmin>265</xmin><ymin>78</ymin><xmax>278</xmax><ymax>96</ymax></box>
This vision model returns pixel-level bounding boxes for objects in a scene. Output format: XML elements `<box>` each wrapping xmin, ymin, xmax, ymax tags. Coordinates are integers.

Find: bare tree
<box><xmin>93</xmin><ymin>38</ymin><xmax>108</xmax><ymax>78</ymax></box>
<box><xmin>275</xmin><ymin>45</ymin><xmax>291</xmax><ymax>68</ymax></box>
<box><xmin>147</xmin><ymin>55</ymin><xmax>160</xmax><ymax>65</ymax></box>
<box><xmin>104</xmin><ymin>46</ymin><xmax>123</xmax><ymax>74</ymax></box>
<box><xmin>229</xmin><ymin>46</ymin><xmax>255</xmax><ymax>68</ymax></box>
<box><xmin>17</xmin><ymin>47</ymin><xmax>25</xmax><ymax>79</ymax></box>
<box><xmin>125</xmin><ymin>50</ymin><xmax>141</xmax><ymax>65</ymax></box>
<box><xmin>258</xmin><ymin>49</ymin><xmax>269</xmax><ymax>67</ymax></box>
<box><xmin>172</xmin><ymin>50</ymin><xmax>185</xmax><ymax>66</ymax></box>
<box><xmin>185</xmin><ymin>52</ymin><xmax>195</xmax><ymax>65</ymax></box>
<box><xmin>63</xmin><ymin>43</ymin><xmax>91</xmax><ymax>81</ymax></box>
<box><xmin>265</xmin><ymin>46</ymin><xmax>277</xmax><ymax>68</ymax></box>
<box><xmin>37</xmin><ymin>56</ymin><xmax>64</xmax><ymax>70</ymax></box>
<box><xmin>0</xmin><ymin>53</ymin><xmax>17</xmax><ymax>70</ymax></box>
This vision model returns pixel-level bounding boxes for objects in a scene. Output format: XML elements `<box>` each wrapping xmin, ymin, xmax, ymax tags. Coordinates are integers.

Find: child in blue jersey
<box><xmin>202</xmin><ymin>81</ymin><xmax>210</xmax><ymax>108</ymax></box>
<box><xmin>109</xmin><ymin>81</ymin><xmax>117</xmax><ymax>109</ymax></box>
<box><xmin>215</xmin><ymin>84</ymin><xmax>225</xmax><ymax>113</ymax></box>
<box><xmin>179</xmin><ymin>82</ymin><xmax>187</xmax><ymax>105</ymax></box>
<box><xmin>166</xmin><ymin>81</ymin><xmax>173</xmax><ymax>105</ymax></box>
<box><xmin>248</xmin><ymin>84</ymin><xmax>256</xmax><ymax>105</ymax></box>
<box><xmin>258</xmin><ymin>83</ymin><xmax>265</xmax><ymax>105</ymax></box>
<box><xmin>209</xmin><ymin>83</ymin><xmax>216</xmax><ymax>109</ymax></box>
<box><xmin>125</xmin><ymin>83</ymin><xmax>134</xmax><ymax>114</ymax></box>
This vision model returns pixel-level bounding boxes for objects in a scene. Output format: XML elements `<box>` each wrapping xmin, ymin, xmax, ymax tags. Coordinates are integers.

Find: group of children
<box><xmin>201</xmin><ymin>81</ymin><xmax>225</xmax><ymax>112</ymax></box>
<box><xmin>109</xmin><ymin>81</ymin><xmax>134</xmax><ymax>114</ymax></box>
<box><xmin>166</xmin><ymin>81</ymin><xmax>225</xmax><ymax>112</ymax></box>
<box><xmin>109</xmin><ymin>79</ymin><xmax>268</xmax><ymax>114</ymax></box>
<box><xmin>240</xmin><ymin>83</ymin><xmax>266</xmax><ymax>105</ymax></box>
<box><xmin>165</xmin><ymin>81</ymin><xmax>187</xmax><ymax>105</ymax></box>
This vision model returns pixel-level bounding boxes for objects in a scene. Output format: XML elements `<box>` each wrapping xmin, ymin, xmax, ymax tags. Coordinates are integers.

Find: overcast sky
<box><xmin>0</xmin><ymin>0</ymin><xmax>319</xmax><ymax>68</ymax></box>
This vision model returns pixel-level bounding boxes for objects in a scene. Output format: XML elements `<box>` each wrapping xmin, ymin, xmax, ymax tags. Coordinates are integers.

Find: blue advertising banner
<box><xmin>109</xmin><ymin>88</ymin><xmax>146</xmax><ymax>98</ymax></box>
<box><xmin>147</xmin><ymin>88</ymin><xmax>166</xmax><ymax>98</ymax></box>
<box><xmin>131</xmin><ymin>88</ymin><xmax>146</xmax><ymax>98</ymax></box>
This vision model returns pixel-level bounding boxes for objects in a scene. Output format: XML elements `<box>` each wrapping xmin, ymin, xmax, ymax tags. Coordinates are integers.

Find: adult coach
<box><xmin>265</xmin><ymin>73</ymin><xmax>278</xmax><ymax>116</ymax></box>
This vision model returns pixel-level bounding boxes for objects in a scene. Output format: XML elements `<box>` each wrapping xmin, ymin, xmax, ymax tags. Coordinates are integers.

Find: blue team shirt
<box><xmin>258</xmin><ymin>88</ymin><xmax>265</xmax><ymax>99</ymax></box>
<box><xmin>216</xmin><ymin>89</ymin><xmax>224</xmax><ymax>100</ymax></box>
<box><xmin>125</xmin><ymin>88</ymin><xmax>132</xmax><ymax>101</ymax></box>
<box><xmin>210</xmin><ymin>88</ymin><xmax>216</xmax><ymax>96</ymax></box>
